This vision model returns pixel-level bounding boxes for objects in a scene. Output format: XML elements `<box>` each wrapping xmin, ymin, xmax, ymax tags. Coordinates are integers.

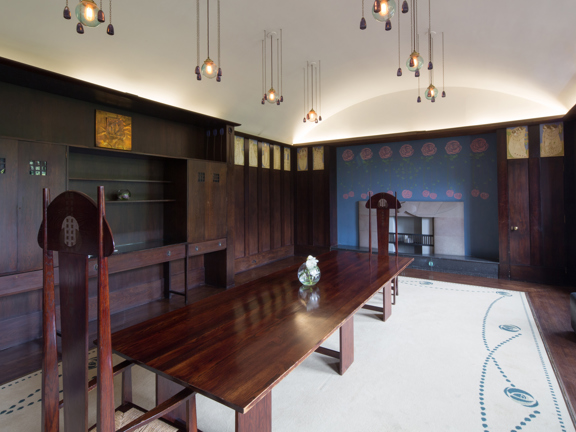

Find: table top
<box><xmin>110</xmin><ymin>250</ymin><xmax>413</xmax><ymax>414</ymax></box>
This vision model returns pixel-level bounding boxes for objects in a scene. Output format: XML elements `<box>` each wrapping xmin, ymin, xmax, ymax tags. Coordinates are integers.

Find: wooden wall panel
<box><xmin>188</xmin><ymin>160</ymin><xmax>207</xmax><ymax>243</ymax></box>
<box><xmin>234</xmin><ymin>165</ymin><xmax>246</xmax><ymax>259</ymax></box>
<box><xmin>270</xmin><ymin>169</ymin><xmax>282</xmax><ymax>250</ymax></box>
<box><xmin>282</xmin><ymin>170</ymin><xmax>293</xmax><ymax>247</ymax></box>
<box><xmin>17</xmin><ymin>141</ymin><xmax>67</xmax><ymax>272</ymax></box>
<box><xmin>564</xmin><ymin>121</ymin><xmax>576</xmax><ymax>285</ymax></box>
<box><xmin>0</xmin><ymin>139</ymin><xmax>18</xmax><ymax>274</ymax></box>
<box><xmin>540</xmin><ymin>157</ymin><xmax>565</xmax><ymax>270</ymax></box>
<box><xmin>205</xmin><ymin>162</ymin><xmax>227</xmax><ymax>241</ymax></box>
<box><xmin>246</xmin><ymin>167</ymin><xmax>259</xmax><ymax>256</ymax></box>
<box><xmin>259</xmin><ymin>157</ymin><xmax>271</xmax><ymax>253</ymax></box>
<box><xmin>508</xmin><ymin>160</ymin><xmax>531</xmax><ymax>266</ymax></box>
<box><xmin>496</xmin><ymin>129</ymin><xmax>510</xmax><ymax>279</ymax></box>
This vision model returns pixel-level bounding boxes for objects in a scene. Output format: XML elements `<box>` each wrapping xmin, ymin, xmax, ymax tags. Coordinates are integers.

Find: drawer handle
<box><xmin>167</xmin><ymin>250</ymin><xmax>171</xmax><ymax>257</ymax></box>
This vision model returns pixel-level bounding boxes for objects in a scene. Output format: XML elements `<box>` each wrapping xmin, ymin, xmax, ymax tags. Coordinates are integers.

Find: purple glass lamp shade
<box><xmin>196</xmin><ymin>73</ymin><xmax>202</xmax><ymax>81</ymax></box>
<box><xmin>303</xmin><ymin>117</ymin><xmax>306</xmax><ymax>123</ymax></box>
<box><xmin>431</xmin><ymin>96</ymin><xmax>436</xmax><ymax>102</ymax></box>
<box><xmin>106</xmin><ymin>24</ymin><xmax>114</xmax><ymax>35</ymax></box>
<box><xmin>373</xmin><ymin>0</ymin><xmax>381</xmax><ymax>13</ymax></box>
<box><xmin>264</xmin><ymin>93</ymin><xmax>268</xmax><ymax>101</ymax></box>
<box><xmin>417</xmin><ymin>96</ymin><xmax>421</xmax><ymax>103</ymax></box>
<box><xmin>276</xmin><ymin>99</ymin><xmax>280</xmax><ymax>105</ymax></box>
<box><xmin>280</xmin><ymin>95</ymin><xmax>284</xmax><ymax>103</ymax></box>
<box><xmin>216</xmin><ymin>76</ymin><xmax>221</xmax><ymax>82</ymax></box>
<box><xmin>442</xmin><ymin>90</ymin><xmax>446</xmax><ymax>98</ymax></box>
<box><xmin>402</xmin><ymin>0</ymin><xmax>409</xmax><ymax>13</ymax></box>
<box><xmin>319</xmin><ymin>115</ymin><xmax>322</xmax><ymax>121</ymax></box>
<box><xmin>397</xmin><ymin>67</ymin><xmax>402</xmax><ymax>76</ymax></box>
<box><xmin>315</xmin><ymin>118</ymin><xmax>318</xmax><ymax>123</ymax></box>
<box><xmin>217</xmin><ymin>68</ymin><xmax>222</xmax><ymax>77</ymax></box>
<box><xmin>97</xmin><ymin>9</ymin><xmax>105</xmax><ymax>23</ymax></box>
<box><xmin>428</xmin><ymin>61</ymin><xmax>433</xmax><ymax>70</ymax></box>
<box><xmin>195</xmin><ymin>66</ymin><xmax>200</xmax><ymax>75</ymax></box>
<box><xmin>63</xmin><ymin>6</ymin><xmax>72</xmax><ymax>19</ymax></box>
<box><xmin>415</xmin><ymin>70</ymin><xmax>420</xmax><ymax>77</ymax></box>
<box><xmin>360</xmin><ymin>17</ymin><xmax>367</xmax><ymax>30</ymax></box>
<box><xmin>385</xmin><ymin>19</ymin><xmax>392</xmax><ymax>31</ymax></box>
<box><xmin>261</xmin><ymin>98</ymin><xmax>265</xmax><ymax>105</ymax></box>
<box><xmin>76</xmin><ymin>22</ymin><xmax>85</xmax><ymax>34</ymax></box>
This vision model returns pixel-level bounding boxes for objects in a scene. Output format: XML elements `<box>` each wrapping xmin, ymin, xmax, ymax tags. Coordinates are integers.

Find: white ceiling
<box><xmin>1</xmin><ymin>0</ymin><xmax>575</xmax><ymax>144</ymax></box>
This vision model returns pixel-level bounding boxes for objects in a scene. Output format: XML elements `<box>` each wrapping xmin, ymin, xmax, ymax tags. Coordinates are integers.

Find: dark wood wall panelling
<box><xmin>294</xmin><ymin>146</ymin><xmax>337</xmax><ymax>256</ymax></box>
<box><xmin>564</xmin><ymin>120</ymin><xmax>576</xmax><ymax>286</ymax></box>
<box><xmin>497</xmin><ymin>125</ymin><xmax>566</xmax><ymax>284</ymax></box>
<box><xmin>233</xmin><ymin>136</ymin><xmax>294</xmax><ymax>273</ymax></box>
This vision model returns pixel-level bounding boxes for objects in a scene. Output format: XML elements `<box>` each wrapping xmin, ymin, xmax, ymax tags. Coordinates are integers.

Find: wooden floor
<box><xmin>1</xmin><ymin>257</ymin><xmax>575</xmax><ymax>425</ymax></box>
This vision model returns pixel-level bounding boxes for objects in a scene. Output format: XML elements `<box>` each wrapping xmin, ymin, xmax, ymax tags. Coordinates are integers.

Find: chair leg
<box><xmin>187</xmin><ymin>393</ymin><xmax>198</xmax><ymax>432</ymax></box>
<box><xmin>122</xmin><ymin>365</ymin><xmax>133</xmax><ymax>405</ymax></box>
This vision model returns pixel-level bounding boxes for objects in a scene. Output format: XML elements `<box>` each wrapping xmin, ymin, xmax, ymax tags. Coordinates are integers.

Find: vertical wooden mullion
<box><xmin>308</xmin><ymin>147</ymin><xmax>314</xmax><ymax>247</ymax></box>
<box><xmin>243</xmin><ymin>138</ymin><xmax>250</xmax><ymax>257</ymax></box>
<box><xmin>497</xmin><ymin>129</ymin><xmax>510</xmax><ymax>279</ymax></box>
<box><xmin>528</xmin><ymin>125</ymin><xmax>542</xmax><ymax>268</ymax></box>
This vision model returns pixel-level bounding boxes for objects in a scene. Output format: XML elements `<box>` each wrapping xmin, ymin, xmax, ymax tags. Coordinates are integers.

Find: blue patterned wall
<box><xmin>336</xmin><ymin>134</ymin><xmax>498</xmax><ymax>260</ymax></box>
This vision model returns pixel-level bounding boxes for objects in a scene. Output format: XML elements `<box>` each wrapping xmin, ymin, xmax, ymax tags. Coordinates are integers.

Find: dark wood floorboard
<box><xmin>1</xmin><ymin>261</ymin><xmax>575</xmax><ymax>428</ymax></box>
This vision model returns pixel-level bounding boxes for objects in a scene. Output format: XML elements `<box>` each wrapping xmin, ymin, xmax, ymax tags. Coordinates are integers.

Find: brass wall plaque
<box><xmin>95</xmin><ymin>110</ymin><xmax>132</xmax><ymax>151</ymax></box>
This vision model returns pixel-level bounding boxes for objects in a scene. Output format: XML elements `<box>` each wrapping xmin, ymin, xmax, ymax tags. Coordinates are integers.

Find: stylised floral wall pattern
<box><xmin>337</xmin><ymin>134</ymin><xmax>498</xmax><ymax>260</ymax></box>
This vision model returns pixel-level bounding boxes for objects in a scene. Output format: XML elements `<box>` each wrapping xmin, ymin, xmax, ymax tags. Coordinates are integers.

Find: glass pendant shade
<box><xmin>431</xmin><ymin>96</ymin><xmax>436</xmax><ymax>102</ymax></box>
<box><xmin>303</xmin><ymin>117</ymin><xmax>306</xmax><ymax>123</ymax></box>
<box><xmin>406</xmin><ymin>51</ymin><xmax>424</xmax><ymax>72</ymax></box>
<box><xmin>201</xmin><ymin>58</ymin><xmax>218</xmax><ymax>79</ymax></box>
<box><xmin>280</xmin><ymin>96</ymin><xmax>284</xmax><ymax>103</ymax></box>
<box><xmin>308</xmin><ymin>109</ymin><xmax>317</xmax><ymax>122</ymax></box>
<box><xmin>397</xmin><ymin>67</ymin><xmax>402</xmax><ymax>77</ymax></box>
<box><xmin>428</xmin><ymin>61</ymin><xmax>433</xmax><ymax>70</ymax></box>
<box><xmin>385</xmin><ymin>19</ymin><xmax>392</xmax><ymax>31</ymax></box>
<box><xmin>360</xmin><ymin>17</ymin><xmax>367</xmax><ymax>29</ymax></box>
<box><xmin>425</xmin><ymin>84</ymin><xmax>438</xmax><ymax>100</ymax></box>
<box><xmin>319</xmin><ymin>115</ymin><xmax>322</xmax><ymax>121</ymax></box>
<box><xmin>76</xmin><ymin>22</ymin><xmax>85</xmax><ymax>33</ymax></box>
<box><xmin>276</xmin><ymin>99</ymin><xmax>280</xmax><ymax>105</ymax></box>
<box><xmin>97</xmin><ymin>9</ymin><xmax>105</xmax><ymax>23</ymax></box>
<box><xmin>106</xmin><ymin>24</ymin><xmax>114</xmax><ymax>35</ymax></box>
<box><xmin>75</xmin><ymin>0</ymin><xmax>101</xmax><ymax>27</ymax></box>
<box><xmin>262</xmin><ymin>99</ymin><xmax>265</xmax><ymax>105</ymax></box>
<box><xmin>372</xmin><ymin>0</ymin><xmax>396</xmax><ymax>22</ymax></box>
<box><xmin>415</xmin><ymin>70</ymin><xmax>420</xmax><ymax>77</ymax></box>
<box><xmin>63</xmin><ymin>6</ymin><xmax>72</xmax><ymax>19</ymax></box>
<box><xmin>442</xmin><ymin>90</ymin><xmax>446</xmax><ymax>98</ymax></box>
<box><xmin>417</xmin><ymin>96</ymin><xmax>421</xmax><ymax>103</ymax></box>
<box><xmin>402</xmin><ymin>0</ymin><xmax>409</xmax><ymax>13</ymax></box>
<box><xmin>266</xmin><ymin>88</ymin><xmax>277</xmax><ymax>104</ymax></box>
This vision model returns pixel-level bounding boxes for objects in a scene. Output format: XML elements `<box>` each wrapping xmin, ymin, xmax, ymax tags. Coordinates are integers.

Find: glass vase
<box><xmin>298</xmin><ymin>262</ymin><xmax>321</xmax><ymax>286</ymax></box>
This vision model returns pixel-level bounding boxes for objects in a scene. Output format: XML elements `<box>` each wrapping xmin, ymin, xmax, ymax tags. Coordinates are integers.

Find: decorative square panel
<box><xmin>262</xmin><ymin>143</ymin><xmax>270</xmax><ymax>169</ymax></box>
<box><xmin>313</xmin><ymin>146</ymin><xmax>324</xmax><ymax>170</ymax></box>
<box><xmin>284</xmin><ymin>148</ymin><xmax>291</xmax><ymax>171</ymax></box>
<box><xmin>0</xmin><ymin>157</ymin><xmax>5</xmax><ymax>174</ymax></box>
<box><xmin>213</xmin><ymin>173</ymin><xmax>220</xmax><ymax>183</ymax></box>
<box><xmin>297</xmin><ymin>148</ymin><xmax>308</xmax><ymax>171</ymax></box>
<box><xmin>273</xmin><ymin>145</ymin><xmax>281</xmax><ymax>170</ymax></box>
<box><xmin>198</xmin><ymin>172</ymin><xmax>205</xmax><ymax>182</ymax></box>
<box><xmin>29</xmin><ymin>160</ymin><xmax>47</xmax><ymax>176</ymax></box>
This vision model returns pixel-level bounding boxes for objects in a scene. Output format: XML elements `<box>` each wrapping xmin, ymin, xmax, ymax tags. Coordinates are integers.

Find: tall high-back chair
<box><xmin>39</xmin><ymin>187</ymin><xmax>196</xmax><ymax>432</ymax></box>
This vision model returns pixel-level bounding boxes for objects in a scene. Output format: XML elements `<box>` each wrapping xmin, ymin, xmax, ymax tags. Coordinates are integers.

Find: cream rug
<box><xmin>1</xmin><ymin>277</ymin><xmax>574</xmax><ymax>431</ymax></box>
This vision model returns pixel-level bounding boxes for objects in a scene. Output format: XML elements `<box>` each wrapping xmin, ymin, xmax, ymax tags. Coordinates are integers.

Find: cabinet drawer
<box><xmin>88</xmin><ymin>244</ymin><xmax>186</xmax><ymax>277</ymax></box>
<box><xmin>188</xmin><ymin>239</ymin><xmax>227</xmax><ymax>257</ymax></box>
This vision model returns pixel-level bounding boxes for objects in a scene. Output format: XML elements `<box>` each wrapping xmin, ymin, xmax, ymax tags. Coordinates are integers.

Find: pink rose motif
<box><xmin>430</xmin><ymin>193</ymin><xmax>437</xmax><ymax>200</ymax></box>
<box><xmin>446</xmin><ymin>189</ymin><xmax>454</xmax><ymax>197</ymax></box>
<box><xmin>422</xmin><ymin>190</ymin><xmax>430</xmax><ymax>198</ymax></box>
<box><xmin>399</xmin><ymin>144</ymin><xmax>414</xmax><ymax>158</ymax></box>
<box><xmin>454</xmin><ymin>193</ymin><xmax>462</xmax><ymax>200</ymax></box>
<box><xmin>349</xmin><ymin>191</ymin><xmax>355</xmax><ymax>197</ymax></box>
<box><xmin>470</xmin><ymin>138</ymin><xmax>488</xmax><ymax>153</ymax></box>
<box><xmin>343</xmin><ymin>194</ymin><xmax>349</xmax><ymax>199</ymax></box>
<box><xmin>402</xmin><ymin>190</ymin><xmax>412</xmax><ymax>199</ymax></box>
<box><xmin>361</xmin><ymin>193</ymin><xmax>367</xmax><ymax>199</ymax></box>
<box><xmin>471</xmin><ymin>189</ymin><xmax>480</xmax><ymax>197</ymax></box>
<box><xmin>445</xmin><ymin>140</ymin><xmax>462</xmax><ymax>155</ymax></box>
<box><xmin>360</xmin><ymin>148</ymin><xmax>373</xmax><ymax>160</ymax></box>
<box><xmin>421</xmin><ymin>142</ymin><xmax>437</xmax><ymax>156</ymax></box>
<box><xmin>342</xmin><ymin>149</ymin><xmax>354</xmax><ymax>162</ymax></box>
<box><xmin>481</xmin><ymin>192</ymin><xmax>489</xmax><ymax>200</ymax></box>
<box><xmin>387</xmin><ymin>190</ymin><xmax>394</xmax><ymax>195</ymax></box>
<box><xmin>379</xmin><ymin>146</ymin><xmax>393</xmax><ymax>159</ymax></box>
<box><xmin>368</xmin><ymin>191</ymin><xmax>374</xmax><ymax>196</ymax></box>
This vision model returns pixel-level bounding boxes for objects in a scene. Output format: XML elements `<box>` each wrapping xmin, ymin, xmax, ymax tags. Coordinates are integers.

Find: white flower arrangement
<box><xmin>298</xmin><ymin>255</ymin><xmax>321</xmax><ymax>286</ymax></box>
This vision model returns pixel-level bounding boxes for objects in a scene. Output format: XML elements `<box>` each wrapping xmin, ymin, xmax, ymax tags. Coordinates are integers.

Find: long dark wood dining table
<box><xmin>110</xmin><ymin>250</ymin><xmax>414</xmax><ymax>431</ymax></box>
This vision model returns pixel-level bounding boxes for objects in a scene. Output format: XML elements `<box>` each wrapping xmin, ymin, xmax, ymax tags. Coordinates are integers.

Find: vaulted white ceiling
<box><xmin>1</xmin><ymin>0</ymin><xmax>575</xmax><ymax>144</ymax></box>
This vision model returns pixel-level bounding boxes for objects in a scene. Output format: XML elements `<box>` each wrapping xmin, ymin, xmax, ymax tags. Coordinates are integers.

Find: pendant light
<box><xmin>427</xmin><ymin>0</ymin><xmax>433</xmax><ymax>70</ymax></box>
<box><xmin>261</xmin><ymin>30</ymin><xmax>284</xmax><ymax>105</ymax></box>
<box><xmin>425</xmin><ymin>0</ymin><xmax>437</xmax><ymax>102</ymax></box>
<box><xmin>417</xmin><ymin>74</ymin><xmax>421</xmax><ymax>103</ymax></box>
<box><xmin>406</xmin><ymin>0</ymin><xmax>423</xmax><ymax>77</ymax></box>
<box><xmin>360</xmin><ymin>0</ymin><xmax>367</xmax><ymax>29</ymax></box>
<box><xmin>66</xmin><ymin>0</ymin><xmax>114</xmax><ymax>35</ymax></box>
<box><xmin>373</xmin><ymin>0</ymin><xmax>396</xmax><ymax>31</ymax></box>
<box><xmin>442</xmin><ymin>32</ymin><xmax>446</xmax><ymax>98</ymax></box>
<box><xmin>396</xmin><ymin>10</ymin><xmax>402</xmax><ymax>76</ymax></box>
<box><xmin>196</xmin><ymin>0</ymin><xmax>222</xmax><ymax>82</ymax></box>
<box><xmin>303</xmin><ymin>61</ymin><xmax>322</xmax><ymax>124</ymax></box>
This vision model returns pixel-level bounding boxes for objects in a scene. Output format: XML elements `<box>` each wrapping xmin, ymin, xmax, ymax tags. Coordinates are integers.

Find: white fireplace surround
<box><xmin>358</xmin><ymin>201</ymin><xmax>465</xmax><ymax>256</ymax></box>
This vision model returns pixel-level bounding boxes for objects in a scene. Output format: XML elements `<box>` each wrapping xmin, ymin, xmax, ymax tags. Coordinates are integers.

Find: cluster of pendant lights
<box><xmin>360</xmin><ymin>0</ymin><xmax>446</xmax><ymax>103</ymax></box>
<box><xmin>63</xmin><ymin>0</ymin><xmax>114</xmax><ymax>35</ymax></box>
<box><xmin>261</xmin><ymin>31</ymin><xmax>284</xmax><ymax>105</ymax></box>
<box><xmin>302</xmin><ymin>62</ymin><xmax>322</xmax><ymax>123</ymax></box>
<box><xmin>195</xmin><ymin>0</ymin><xmax>222</xmax><ymax>81</ymax></box>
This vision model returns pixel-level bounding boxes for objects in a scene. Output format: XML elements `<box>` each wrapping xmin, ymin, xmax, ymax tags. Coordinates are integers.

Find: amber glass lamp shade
<box><xmin>201</xmin><ymin>58</ymin><xmax>218</xmax><ymax>79</ymax></box>
<box><xmin>372</xmin><ymin>0</ymin><xmax>396</xmax><ymax>22</ymax></box>
<box><xmin>75</xmin><ymin>0</ymin><xmax>101</xmax><ymax>27</ymax></box>
<box><xmin>307</xmin><ymin>109</ymin><xmax>317</xmax><ymax>122</ymax></box>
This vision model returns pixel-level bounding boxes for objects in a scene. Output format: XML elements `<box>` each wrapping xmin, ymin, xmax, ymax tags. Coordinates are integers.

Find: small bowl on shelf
<box><xmin>117</xmin><ymin>189</ymin><xmax>131</xmax><ymax>200</ymax></box>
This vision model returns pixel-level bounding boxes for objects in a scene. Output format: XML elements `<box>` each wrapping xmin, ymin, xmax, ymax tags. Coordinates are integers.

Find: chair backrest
<box><xmin>38</xmin><ymin>187</ymin><xmax>115</xmax><ymax>432</ymax></box>
<box><xmin>365</xmin><ymin>192</ymin><xmax>402</xmax><ymax>256</ymax></box>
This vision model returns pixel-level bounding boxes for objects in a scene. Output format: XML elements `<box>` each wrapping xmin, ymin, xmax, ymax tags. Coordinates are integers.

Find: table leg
<box><xmin>382</xmin><ymin>281</ymin><xmax>392</xmax><ymax>321</ymax></box>
<box><xmin>157</xmin><ymin>376</ymin><xmax>197</xmax><ymax>431</ymax></box>
<box><xmin>339</xmin><ymin>317</ymin><xmax>354</xmax><ymax>375</ymax></box>
<box><xmin>235</xmin><ymin>392</ymin><xmax>271</xmax><ymax>432</ymax></box>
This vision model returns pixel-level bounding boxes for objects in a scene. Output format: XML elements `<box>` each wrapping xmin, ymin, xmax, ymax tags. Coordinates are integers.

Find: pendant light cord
<box><xmin>277</xmin><ymin>38</ymin><xmax>280</xmax><ymax>92</ymax></box>
<box><xmin>217</xmin><ymin>0</ymin><xmax>221</xmax><ymax>68</ymax></box>
<box><xmin>303</xmin><ymin>67</ymin><xmax>306</xmax><ymax>117</ymax></box>
<box><xmin>270</xmin><ymin>34</ymin><xmax>274</xmax><ymax>87</ymax></box>
<box><xmin>442</xmin><ymin>32</ymin><xmax>445</xmax><ymax>91</ymax></box>
<box><xmin>280</xmin><ymin>29</ymin><xmax>283</xmax><ymax>97</ymax></box>
<box><xmin>196</xmin><ymin>0</ymin><xmax>200</xmax><ymax>67</ymax></box>
<box><xmin>262</xmin><ymin>39</ymin><xmax>265</xmax><ymax>96</ymax></box>
<box><xmin>398</xmin><ymin>7</ymin><xmax>401</xmax><ymax>67</ymax></box>
<box><xmin>362</xmin><ymin>0</ymin><xmax>365</xmax><ymax>18</ymax></box>
<box><xmin>109</xmin><ymin>0</ymin><xmax>112</xmax><ymax>23</ymax></box>
<box><xmin>207</xmin><ymin>0</ymin><xmax>210</xmax><ymax>58</ymax></box>
<box><xmin>319</xmin><ymin>60</ymin><xmax>321</xmax><ymax>117</ymax></box>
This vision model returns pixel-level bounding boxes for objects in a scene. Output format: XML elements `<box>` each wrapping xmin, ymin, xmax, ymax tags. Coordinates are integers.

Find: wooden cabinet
<box><xmin>0</xmin><ymin>139</ymin><xmax>66</xmax><ymax>274</ymax></box>
<box><xmin>497</xmin><ymin>126</ymin><xmax>566</xmax><ymax>284</ymax></box>
<box><xmin>187</xmin><ymin>159</ymin><xmax>227</xmax><ymax>243</ymax></box>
